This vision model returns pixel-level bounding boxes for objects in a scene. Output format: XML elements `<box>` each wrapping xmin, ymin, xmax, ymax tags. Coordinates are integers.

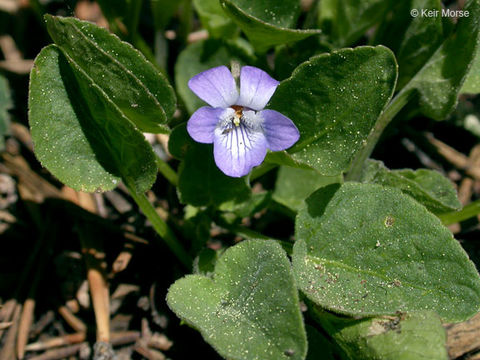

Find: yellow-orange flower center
<box><xmin>231</xmin><ymin>105</ymin><xmax>244</xmax><ymax>126</ymax></box>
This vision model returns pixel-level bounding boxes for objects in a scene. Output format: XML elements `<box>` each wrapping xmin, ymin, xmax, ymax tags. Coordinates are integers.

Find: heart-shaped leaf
<box><xmin>168</xmin><ymin>122</ymin><xmax>195</xmax><ymax>160</ymax></box>
<box><xmin>268</xmin><ymin>46</ymin><xmax>397</xmax><ymax>176</ymax></box>
<box><xmin>462</xmin><ymin>45</ymin><xmax>480</xmax><ymax>94</ymax></box>
<box><xmin>361</xmin><ymin>160</ymin><xmax>461</xmax><ymax>214</ymax></box>
<box><xmin>220</xmin><ymin>0</ymin><xmax>320</xmax><ymax>52</ymax></box>
<box><xmin>314</xmin><ymin>310</ymin><xmax>448</xmax><ymax>360</ymax></box>
<box><xmin>29</xmin><ymin>45</ymin><xmax>157</xmax><ymax>193</ymax></box>
<box><xmin>225</xmin><ymin>0</ymin><xmax>301</xmax><ymax>28</ymax></box>
<box><xmin>45</xmin><ymin>15</ymin><xmax>176</xmax><ymax>133</ymax></box>
<box><xmin>293</xmin><ymin>183</ymin><xmax>480</xmax><ymax>322</ymax></box>
<box><xmin>399</xmin><ymin>0</ymin><xmax>480</xmax><ymax>119</ymax></box>
<box><xmin>167</xmin><ymin>239</ymin><xmax>307</xmax><ymax>360</ymax></box>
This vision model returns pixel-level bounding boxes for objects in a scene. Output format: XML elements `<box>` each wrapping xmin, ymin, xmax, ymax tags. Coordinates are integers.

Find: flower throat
<box><xmin>231</xmin><ymin>105</ymin><xmax>244</xmax><ymax>126</ymax></box>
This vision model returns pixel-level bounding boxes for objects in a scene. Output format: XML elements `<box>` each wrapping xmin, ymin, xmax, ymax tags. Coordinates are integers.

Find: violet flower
<box><xmin>186</xmin><ymin>65</ymin><xmax>300</xmax><ymax>177</ymax></box>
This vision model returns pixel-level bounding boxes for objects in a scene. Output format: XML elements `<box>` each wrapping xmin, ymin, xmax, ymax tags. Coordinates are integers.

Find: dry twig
<box><xmin>0</xmin><ymin>304</ymin><xmax>22</xmax><ymax>360</ymax></box>
<box><xmin>446</xmin><ymin>312</ymin><xmax>480</xmax><ymax>358</ymax></box>
<box><xmin>58</xmin><ymin>305</ymin><xmax>87</xmax><ymax>333</ymax></box>
<box><xmin>0</xmin><ymin>35</ymin><xmax>33</xmax><ymax>73</ymax></box>
<box><xmin>16</xmin><ymin>298</ymin><xmax>35</xmax><ymax>359</ymax></box>
<box><xmin>0</xmin><ymin>322</ymin><xmax>12</xmax><ymax>330</ymax></box>
<box><xmin>427</xmin><ymin>134</ymin><xmax>480</xmax><ymax>179</ymax></box>
<box><xmin>79</xmin><ymin>227</ymin><xmax>110</xmax><ymax>343</ymax></box>
<box><xmin>134</xmin><ymin>342</ymin><xmax>166</xmax><ymax>360</ymax></box>
<box><xmin>28</xmin><ymin>343</ymin><xmax>87</xmax><ymax>360</ymax></box>
<box><xmin>25</xmin><ymin>333</ymin><xmax>86</xmax><ymax>352</ymax></box>
<box><xmin>1</xmin><ymin>153</ymin><xmax>62</xmax><ymax>202</ymax></box>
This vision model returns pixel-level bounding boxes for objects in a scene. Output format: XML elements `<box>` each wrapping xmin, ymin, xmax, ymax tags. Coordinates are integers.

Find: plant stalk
<box><xmin>439</xmin><ymin>199</ymin><xmax>480</xmax><ymax>226</ymax></box>
<box><xmin>155</xmin><ymin>154</ymin><xmax>178</xmax><ymax>186</ymax></box>
<box><xmin>128</xmin><ymin>187</ymin><xmax>191</xmax><ymax>268</ymax></box>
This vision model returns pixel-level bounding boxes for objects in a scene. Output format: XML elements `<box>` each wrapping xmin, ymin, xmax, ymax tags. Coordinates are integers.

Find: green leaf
<box><xmin>182</xmin><ymin>205</ymin><xmax>212</xmax><ymax>254</ymax></box>
<box><xmin>45</xmin><ymin>15</ymin><xmax>176</xmax><ymax>133</ymax></box>
<box><xmin>29</xmin><ymin>45</ymin><xmax>157</xmax><ymax>193</ymax></box>
<box><xmin>167</xmin><ymin>239</ymin><xmax>307</xmax><ymax>360</ymax></box>
<box><xmin>293</xmin><ymin>182</ymin><xmax>480</xmax><ymax>322</ymax></box>
<box><xmin>264</xmin><ymin>151</ymin><xmax>313</xmax><ymax>170</ymax></box>
<box><xmin>168</xmin><ymin>122</ymin><xmax>195</xmax><ymax>159</ymax></box>
<box><xmin>175</xmin><ymin>39</ymin><xmax>247</xmax><ymax>115</ymax></box>
<box><xmin>361</xmin><ymin>160</ymin><xmax>461</xmax><ymax>214</ymax></box>
<box><xmin>193</xmin><ymin>0</ymin><xmax>237</xmax><ymax>38</ymax></box>
<box><xmin>439</xmin><ymin>199</ymin><xmax>480</xmax><ymax>226</ymax></box>
<box><xmin>319</xmin><ymin>0</ymin><xmax>394</xmax><ymax>47</ymax></box>
<box><xmin>226</xmin><ymin>0</ymin><xmax>301</xmax><ymax>28</ymax></box>
<box><xmin>314</xmin><ymin>310</ymin><xmax>448</xmax><ymax>360</ymax></box>
<box><xmin>462</xmin><ymin>46</ymin><xmax>480</xmax><ymax>94</ymax></box>
<box><xmin>269</xmin><ymin>46</ymin><xmax>397</xmax><ymax>176</ymax></box>
<box><xmin>273</xmin><ymin>166</ymin><xmax>342</xmax><ymax>212</ymax></box>
<box><xmin>220</xmin><ymin>0</ymin><xmax>320</xmax><ymax>52</ymax></box>
<box><xmin>193</xmin><ymin>247</ymin><xmax>222</xmax><ymax>276</ymax></box>
<box><xmin>375</xmin><ymin>0</ymin><xmax>444</xmax><ymax>90</ymax></box>
<box><xmin>399</xmin><ymin>0</ymin><xmax>480</xmax><ymax>119</ymax></box>
<box><xmin>177</xmin><ymin>139</ymin><xmax>251</xmax><ymax>207</ymax></box>
<box><xmin>0</xmin><ymin>74</ymin><xmax>12</xmax><ymax>150</ymax></box>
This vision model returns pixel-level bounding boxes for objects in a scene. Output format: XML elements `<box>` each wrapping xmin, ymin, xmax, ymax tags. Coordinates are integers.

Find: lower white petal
<box><xmin>213</xmin><ymin>121</ymin><xmax>267</xmax><ymax>178</ymax></box>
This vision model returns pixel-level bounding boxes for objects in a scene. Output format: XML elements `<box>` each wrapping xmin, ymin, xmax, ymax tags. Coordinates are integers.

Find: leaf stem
<box><xmin>224</xmin><ymin>223</ymin><xmax>271</xmax><ymax>240</ymax></box>
<box><xmin>127</xmin><ymin>186</ymin><xmax>192</xmax><ymax>268</ymax></box>
<box><xmin>154</xmin><ymin>31</ymin><xmax>168</xmax><ymax>70</ymax></box>
<box><xmin>439</xmin><ymin>200</ymin><xmax>480</xmax><ymax>226</ymax></box>
<box><xmin>155</xmin><ymin>154</ymin><xmax>178</xmax><ymax>186</ymax></box>
<box><xmin>346</xmin><ymin>89</ymin><xmax>414</xmax><ymax>181</ymax></box>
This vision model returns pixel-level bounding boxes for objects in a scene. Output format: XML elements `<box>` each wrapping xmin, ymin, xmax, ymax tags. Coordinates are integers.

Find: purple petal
<box><xmin>188</xmin><ymin>66</ymin><xmax>239</xmax><ymax>108</ymax></box>
<box><xmin>260</xmin><ymin>110</ymin><xmax>300</xmax><ymax>151</ymax></box>
<box><xmin>213</xmin><ymin>123</ymin><xmax>267</xmax><ymax>177</ymax></box>
<box><xmin>237</xmin><ymin>66</ymin><xmax>279</xmax><ymax>111</ymax></box>
<box><xmin>187</xmin><ymin>107</ymin><xmax>226</xmax><ymax>143</ymax></box>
